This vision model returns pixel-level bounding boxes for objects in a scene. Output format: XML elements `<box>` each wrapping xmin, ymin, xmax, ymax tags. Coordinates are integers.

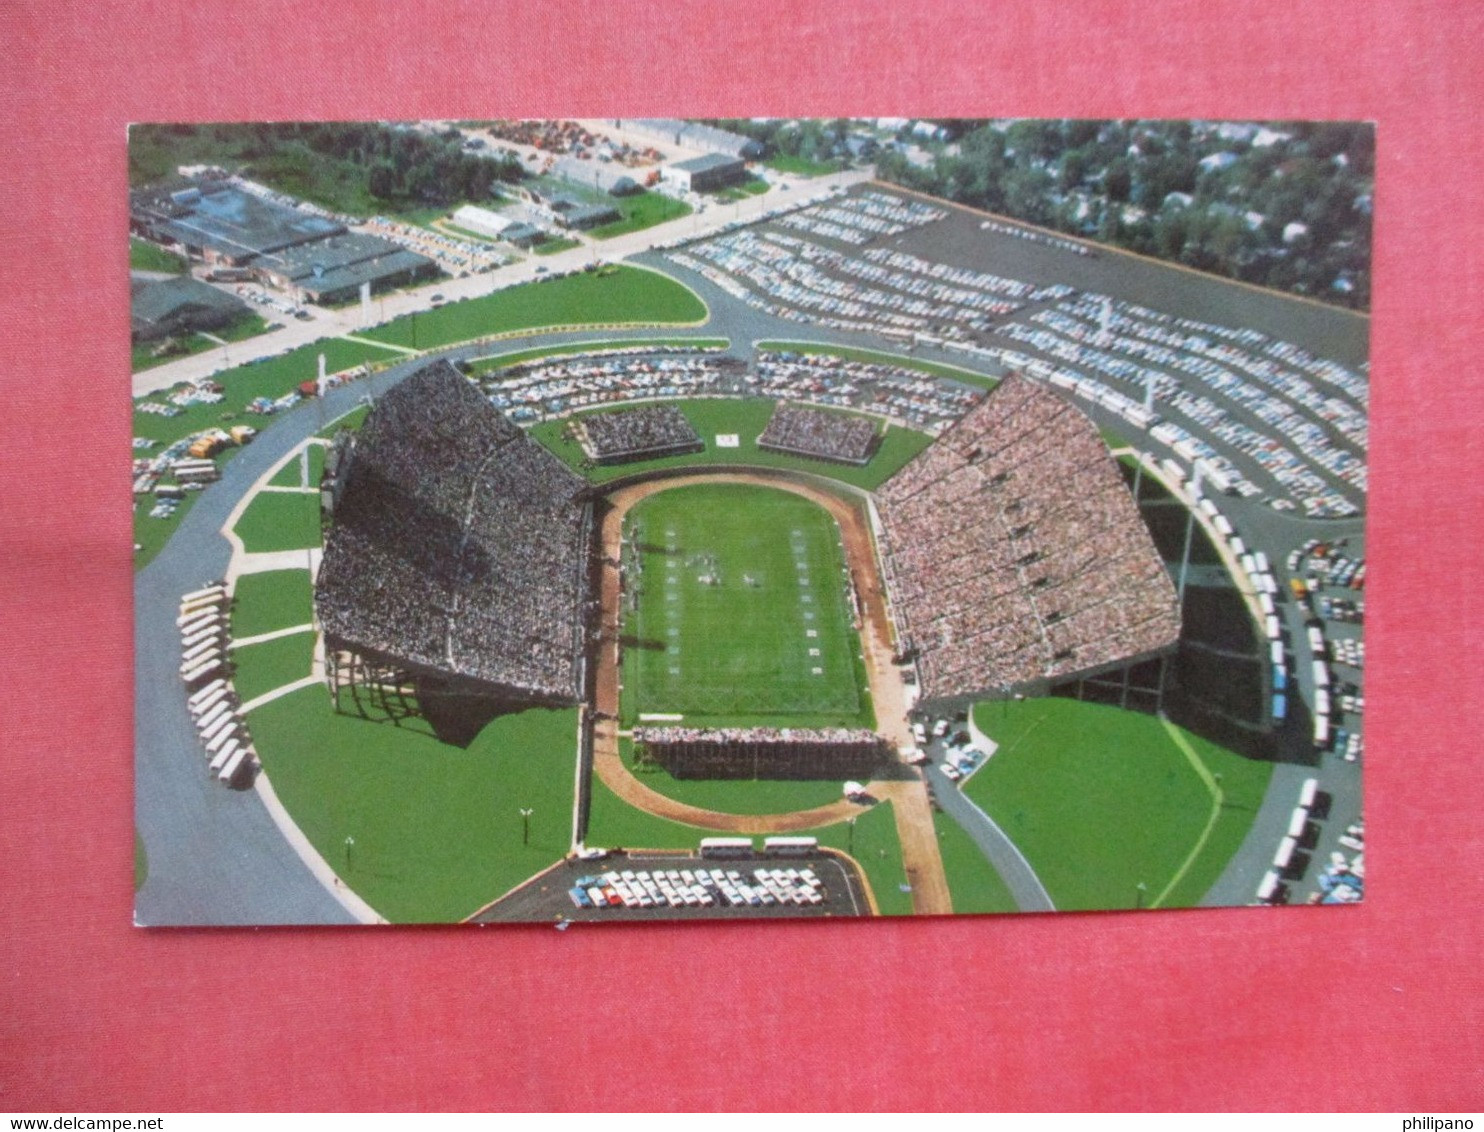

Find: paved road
<box><xmin>131</xmin><ymin>167</ymin><xmax>874</xmax><ymax>396</ymax></box>
<box><xmin>924</xmin><ymin>764</ymin><xmax>1056</xmax><ymax>913</ymax></box>
<box><xmin>136</xmin><ymin>189</ymin><xmax>1367</xmax><ymax>922</ymax></box>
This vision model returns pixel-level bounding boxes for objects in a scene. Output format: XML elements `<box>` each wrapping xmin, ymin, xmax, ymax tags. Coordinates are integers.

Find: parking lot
<box><xmin>472</xmin><ymin>851</ymin><xmax>868</xmax><ymax>923</ymax></box>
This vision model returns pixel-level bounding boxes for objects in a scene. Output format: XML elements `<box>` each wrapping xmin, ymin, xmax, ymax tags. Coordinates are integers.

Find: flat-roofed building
<box><xmin>663</xmin><ymin>153</ymin><xmax>748</xmax><ymax>193</ymax></box>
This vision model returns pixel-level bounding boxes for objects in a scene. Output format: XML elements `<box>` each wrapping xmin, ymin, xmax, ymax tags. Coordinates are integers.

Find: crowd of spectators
<box><xmin>876</xmin><ymin>375</ymin><xmax>1182</xmax><ymax>699</ymax></box>
<box><xmin>316</xmin><ymin>361</ymin><xmax>588</xmax><ymax>703</ymax></box>
<box><xmin>578</xmin><ymin>405</ymin><xmax>703</xmax><ymax>463</ymax></box>
<box><xmin>757</xmin><ymin>403</ymin><xmax>880</xmax><ymax>465</ymax></box>
<box><xmin>633</xmin><ymin>726</ymin><xmax>887</xmax><ymax>777</ymax></box>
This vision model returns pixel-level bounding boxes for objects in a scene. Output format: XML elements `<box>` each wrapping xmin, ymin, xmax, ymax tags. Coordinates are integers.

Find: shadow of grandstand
<box><xmin>634</xmin><ymin>541</ymin><xmax>680</xmax><ymax>557</ymax></box>
<box><xmin>618</xmin><ymin>634</ymin><xmax>668</xmax><ymax>652</ymax></box>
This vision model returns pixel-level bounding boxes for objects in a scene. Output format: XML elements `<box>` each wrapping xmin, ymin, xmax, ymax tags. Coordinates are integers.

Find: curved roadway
<box><xmin>136</xmin><ymin>209</ymin><xmax>1365</xmax><ymax>922</ymax></box>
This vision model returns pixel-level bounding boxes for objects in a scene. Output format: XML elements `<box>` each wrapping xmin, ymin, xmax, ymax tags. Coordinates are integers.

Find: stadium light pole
<box><xmin>520</xmin><ymin>807</ymin><xmax>534</xmax><ymax>846</ymax></box>
<box><xmin>1176</xmin><ymin>461</ymin><xmax>1202</xmax><ymax>606</ymax></box>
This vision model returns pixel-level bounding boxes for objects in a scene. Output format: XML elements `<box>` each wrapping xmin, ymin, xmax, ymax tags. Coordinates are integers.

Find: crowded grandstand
<box><xmin>315</xmin><ymin>361</ymin><xmax>591</xmax><ymax>706</ymax></box>
<box><xmin>576</xmin><ymin>404</ymin><xmax>703</xmax><ymax>464</ymax></box>
<box><xmin>756</xmin><ymin>403</ymin><xmax>881</xmax><ymax>466</ymax></box>
<box><xmin>876</xmin><ymin>374</ymin><xmax>1183</xmax><ymax>701</ymax></box>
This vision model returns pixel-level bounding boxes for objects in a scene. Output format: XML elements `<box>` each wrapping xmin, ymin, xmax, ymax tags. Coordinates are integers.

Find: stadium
<box><xmin>134</xmin><ymin>143</ymin><xmax>1367</xmax><ymax>926</ymax></box>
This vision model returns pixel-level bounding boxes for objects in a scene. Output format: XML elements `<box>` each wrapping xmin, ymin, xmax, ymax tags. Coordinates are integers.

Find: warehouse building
<box><xmin>129</xmin><ymin>183</ymin><xmax>345</xmax><ymax>267</ymax></box>
<box><xmin>663</xmin><ymin>153</ymin><xmax>749</xmax><ymax>193</ymax></box>
<box><xmin>254</xmin><ymin>233</ymin><xmax>437</xmax><ymax>304</ymax></box>
<box><xmin>130</xmin><ymin>276</ymin><xmax>251</xmax><ymax>343</ymax></box>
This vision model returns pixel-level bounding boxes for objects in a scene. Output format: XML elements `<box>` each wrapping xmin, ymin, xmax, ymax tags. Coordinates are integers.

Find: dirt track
<box><xmin>589</xmin><ymin>470</ymin><xmax>951</xmax><ymax>915</ymax></box>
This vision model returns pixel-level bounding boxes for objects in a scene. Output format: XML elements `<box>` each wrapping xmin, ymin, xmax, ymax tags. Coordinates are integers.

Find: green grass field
<box><xmin>529</xmin><ymin>397</ymin><xmax>934</xmax><ymax>492</ymax></box>
<box><xmin>757</xmin><ymin>341</ymin><xmax>1000</xmax><ymax>390</ymax></box>
<box><xmin>134</xmin><ymin>831</ymin><xmax>149</xmax><ymax>892</ymax></box>
<box><xmin>359</xmin><ymin>266</ymin><xmax>705</xmax><ymax>351</ymax></box>
<box><xmin>965</xmin><ymin>698</ymin><xmax>1271</xmax><ymax>911</ymax></box>
<box><xmin>230</xmin><ymin>569</ymin><xmax>314</xmax><ymax>640</ymax></box>
<box><xmin>132</xmin><ymin>337</ymin><xmax>402</xmax><ymax>449</ymax></box>
<box><xmin>131</xmin><ymin>314</ymin><xmax>277</xmax><ymax>374</ymax></box>
<box><xmin>588</xmin><ymin>191</ymin><xmax>693</xmax><ymax>240</ymax></box>
<box><xmin>267</xmin><ymin>442</ymin><xmax>326</xmax><ymax>488</ymax></box>
<box><xmin>249</xmin><ymin>686</ymin><xmax>579</xmax><ymax>923</ymax></box>
<box><xmin>231</xmin><ymin>631</ymin><xmax>315</xmax><ymax>705</ymax></box>
<box><xmin>710</xmin><ymin>177</ymin><xmax>771</xmax><ymax>202</ymax></box>
<box><xmin>534</xmin><ymin>237</ymin><xmax>581</xmax><ymax>256</ymax></box>
<box><xmin>623</xmin><ymin>482</ymin><xmax>868</xmax><ymax>725</ymax></box>
<box><xmin>618</xmin><ymin>738</ymin><xmax>847</xmax><ymax>814</ymax></box>
<box><xmin>764</xmin><ymin>154</ymin><xmax>843</xmax><ymax>177</ymax></box>
<box><xmin>232</xmin><ymin>491</ymin><xmax>322</xmax><ymax>554</ymax></box>
<box><xmin>933</xmin><ymin>811</ymin><xmax>1019</xmax><ymax>915</ymax></box>
<box><xmin>129</xmin><ymin>237</ymin><xmax>186</xmax><ymax>274</ymax></box>
<box><xmin>470</xmin><ymin>337</ymin><xmax>729</xmax><ymax>375</ymax></box>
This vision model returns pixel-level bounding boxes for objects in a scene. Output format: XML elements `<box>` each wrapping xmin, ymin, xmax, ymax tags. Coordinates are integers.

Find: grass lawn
<box><xmin>764</xmin><ymin>154</ymin><xmax>843</xmax><ymax>177</ymax></box>
<box><xmin>232</xmin><ymin>631</ymin><xmax>315</xmax><ymax>705</ymax></box>
<box><xmin>232</xmin><ymin>490</ymin><xmax>322</xmax><ymax>554</ymax></box>
<box><xmin>267</xmin><ymin>442</ymin><xmax>326</xmax><ymax>488</ymax></box>
<box><xmin>534</xmin><ymin>237</ymin><xmax>581</xmax><ymax>256</ymax></box>
<box><xmin>965</xmin><ymin>698</ymin><xmax>1271</xmax><ymax>911</ymax></box>
<box><xmin>710</xmin><ymin>177</ymin><xmax>771</xmax><ymax>202</ymax></box>
<box><xmin>810</xmin><ymin>803</ymin><xmax>913</xmax><ymax>916</ymax></box>
<box><xmin>359</xmin><ymin>266</ymin><xmax>706</xmax><ymax>351</ymax></box>
<box><xmin>757</xmin><ymin>340</ymin><xmax>1000</xmax><ymax>389</ymax></box>
<box><xmin>622</xmin><ymin>482</ymin><xmax>869</xmax><ymax>725</ymax></box>
<box><xmin>132</xmin><ymin>335</ymin><xmax>217</xmax><ymax>373</ymax></box>
<box><xmin>529</xmin><ymin>397</ymin><xmax>933</xmax><ymax>492</ymax></box>
<box><xmin>230</xmin><ymin>569</ymin><xmax>314</xmax><ymax>640</ymax></box>
<box><xmin>470</xmin><ymin>338</ymin><xmax>728</xmax><ymax>374</ymax></box>
<box><xmin>933</xmin><ymin>811</ymin><xmax>1019</xmax><ymax>915</ymax></box>
<box><xmin>135</xmin><ymin>314</ymin><xmax>281</xmax><ymax>371</ymax></box>
<box><xmin>250</xmin><ymin>686</ymin><xmax>580</xmax><ymax>922</ymax></box>
<box><xmin>130</xmin><ymin>237</ymin><xmax>186</xmax><ymax>274</ymax></box>
<box><xmin>134</xmin><ymin>831</ymin><xmax>148</xmax><ymax>892</ymax></box>
<box><xmin>583</xmin><ymin>773</ymin><xmax>911</xmax><ymax>915</ymax></box>
<box><xmin>588</xmin><ymin>191</ymin><xmax>693</xmax><ymax>240</ymax></box>
<box><xmin>618</xmin><ymin>738</ymin><xmax>848</xmax><ymax>815</ymax></box>
<box><xmin>132</xmin><ymin>337</ymin><xmax>402</xmax><ymax>450</ymax></box>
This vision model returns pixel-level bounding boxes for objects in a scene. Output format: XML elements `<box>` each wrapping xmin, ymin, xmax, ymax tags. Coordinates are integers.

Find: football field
<box><xmin>622</xmin><ymin>482</ymin><xmax>870</xmax><ymax>726</ymax></box>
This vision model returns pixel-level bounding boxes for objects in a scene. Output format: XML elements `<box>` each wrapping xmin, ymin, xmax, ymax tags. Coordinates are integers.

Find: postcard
<box><xmin>131</xmin><ymin>118</ymin><xmax>1369</xmax><ymax>925</ymax></box>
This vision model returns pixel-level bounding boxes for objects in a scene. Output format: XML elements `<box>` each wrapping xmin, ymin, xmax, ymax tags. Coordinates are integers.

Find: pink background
<box><xmin>2</xmin><ymin>0</ymin><xmax>1482</xmax><ymax>1111</ymax></box>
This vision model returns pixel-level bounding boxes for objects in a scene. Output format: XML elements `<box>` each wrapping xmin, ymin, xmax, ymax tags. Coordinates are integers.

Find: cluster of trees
<box><xmin>874</xmin><ymin>119</ymin><xmax>1373</xmax><ymax>310</ymax></box>
<box><xmin>129</xmin><ymin>122</ymin><xmax>526</xmax><ymax>214</ymax></box>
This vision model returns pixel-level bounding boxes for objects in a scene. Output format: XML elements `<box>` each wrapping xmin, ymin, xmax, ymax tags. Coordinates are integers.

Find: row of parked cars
<box><xmin>568</xmin><ymin>866</ymin><xmax>827</xmax><ymax>912</ymax></box>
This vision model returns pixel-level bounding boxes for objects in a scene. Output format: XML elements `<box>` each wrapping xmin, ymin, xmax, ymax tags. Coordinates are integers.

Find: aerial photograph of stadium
<box><xmin>131</xmin><ymin>118</ymin><xmax>1371</xmax><ymax>925</ymax></box>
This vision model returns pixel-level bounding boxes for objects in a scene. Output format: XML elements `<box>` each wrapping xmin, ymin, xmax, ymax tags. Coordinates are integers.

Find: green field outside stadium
<box><xmin>621</xmin><ymin>481</ymin><xmax>871</xmax><ymax>728</ymax></box>
<box><xmin>965</xmin><ymin>698</ymin><xmax>1272</xmax><ymax>911</ymax></box>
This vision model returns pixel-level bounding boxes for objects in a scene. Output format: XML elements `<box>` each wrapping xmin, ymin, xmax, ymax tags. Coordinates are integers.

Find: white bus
<box><xmin>763</xmin><ymin>836</ymin><xmax>818</xmax><ymax>857</ymax></box>
<box><xmin>187</xmin><ymin>679</ymin><xmax>227</xmax><ymax>710</ymax></box>
<box><xmin>700</xmin><ymin>837</ymin><xmax>754</xmax><ymax>859</ymax></box>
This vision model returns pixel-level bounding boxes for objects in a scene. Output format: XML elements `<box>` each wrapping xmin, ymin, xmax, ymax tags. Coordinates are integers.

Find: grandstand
<box><xmin>576</xmin><ymin>405</ymin><xmax>704</xmax><ymax>464</ymax></box>
<box><xmin>315</xmin><ymin>361</ymin><xmax>591</xmax><ymax>724</ymax></box>
<box><xmin>633</xmin><ymin>726</ymin><xmax>888</xmax><ymax>780</ymax></box>
<box><xmin>757</xmin><ymin>403</ymin><xmax>880</xmax><ymax>466</ymax></box>
<box><xmin>876</xmin><ymin>374</ymin><xmax>1182</xmax><ymax>703</ymax></box>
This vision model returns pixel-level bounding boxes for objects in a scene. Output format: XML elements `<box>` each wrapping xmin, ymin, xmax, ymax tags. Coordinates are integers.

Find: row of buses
<box><xmin>178</xmin><ymin>585</ymin><xmax>256</xmax><ymax>789</ymax></box>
